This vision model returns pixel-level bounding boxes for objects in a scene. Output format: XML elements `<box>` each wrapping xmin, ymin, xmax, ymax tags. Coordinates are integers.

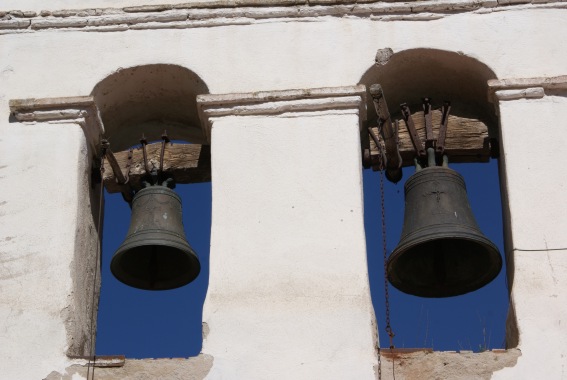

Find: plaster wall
<box><xmin>1</xmin><ymin>8</ymin><xmax>567</xmax><ymax>123</ymax></box>
<box><xmin>491</xmin><ymin>94</ymin><xmax>567</xmax><ymax>380</ymax></box>
<box><xmin>497</xmin><ymin>95</ymin><xmax>567</xmax><ymax>251</ymax></box>
<box><xmin>0</xmin><ymin>121</ymin><xmax>100</xmax><ymax>379</ymax></box>
<box><xmin>203</xmin><ymin>108</ymin><xmax>377</xmax><ymax>379</ymax></box>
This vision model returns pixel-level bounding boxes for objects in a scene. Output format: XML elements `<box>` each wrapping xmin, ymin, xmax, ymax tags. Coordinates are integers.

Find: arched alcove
<box><xmin>91</xmin><ymin>64</ymin><xmax>209</xmax><ymax>151</ymax></box>
<box><xmin>359</xmin><ymin>49</ymin><xmax>511</xmax><ymax>351</ymax></box>
<box><xmin>92</xmin><ymin>64</ymin><xmax>212</xmax><ymax>357</ymax></box>
<box><xmin>360</xmin><ymin>48</ymin><xmax>498</xmax><ymax>136</ymax></box>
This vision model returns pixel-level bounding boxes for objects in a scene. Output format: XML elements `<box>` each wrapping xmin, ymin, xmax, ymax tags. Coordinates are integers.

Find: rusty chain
<box><xmin>373</xmin><ymin>126</ymin><xmax>396</xmax><ymax>380</ymax></box>
<box><xmin>375</xmin><ymin>128</ymin><xmax>395</xmax><ymax>349</ymax></box>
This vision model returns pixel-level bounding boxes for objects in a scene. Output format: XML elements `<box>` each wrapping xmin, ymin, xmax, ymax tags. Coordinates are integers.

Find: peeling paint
<box><xmin>44</xmin><ymin>355</ymin><xmax>214</xmax><ymax>380</ymax></box>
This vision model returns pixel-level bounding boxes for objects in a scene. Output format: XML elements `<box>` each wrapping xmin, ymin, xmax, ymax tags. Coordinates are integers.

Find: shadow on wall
<box><xmin>359</xmin><ymin>48</ymin><xmax>499</xmax><ymax>137</ymax></box>
<box><xmin>91</xmin><ymin>64</ymin><xmax>209</xmax><ymax>151</ymax></box>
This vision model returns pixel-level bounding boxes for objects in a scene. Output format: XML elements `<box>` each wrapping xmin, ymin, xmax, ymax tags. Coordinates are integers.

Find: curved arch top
<box><xmin>91</xmin><ymin>64</ymin><xmax>209</xmax><ymax>151</ymax></box>
<box><xmin>360</xmin><ymin>48</ymin><xmax>498</xmax><ymax>135</ymax></box>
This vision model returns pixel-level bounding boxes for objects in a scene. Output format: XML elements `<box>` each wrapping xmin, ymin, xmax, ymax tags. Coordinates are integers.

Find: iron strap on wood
<box><xmin>100</xmin><ymin>139</ymin><xmax>134</xmax><ymax>204</ymax></box>
<box><xmin>436</xmin><ymin>101</ymin><xmax>451</xmax><ymax>156</ymax></box>
<box><xmin>422</xmin><ymin>98</ymin><xmax>435</xmax><ymax>149</ymax></box>
<box><xmin>370</xmin><ymin>84</ymin><xmax>403</xmax><ymax>183</ymax></box>
<box><xmin>400</xmin><ymin>103</ymin><xmax>426</xmax><ymax>159</ymax></box>
<box><xmin>401</xmin><ymin>99</ymin><xmax>452</xmax><ymax>164</ymax></box>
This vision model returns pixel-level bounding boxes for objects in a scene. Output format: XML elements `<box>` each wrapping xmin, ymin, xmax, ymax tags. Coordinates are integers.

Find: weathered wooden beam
<box><xmin>369</xmin><ymin>110</ymin><xmax>493</xmax><ymax>169</ymax></box>
<box><xmin>103</xmin><ymin>143</ymin><xmax>211</xmax><ymax>193</ymax></box>
<box><xmin>103</xmin><ymin>111</ymin><xmax>490</xmax><ymax>193</ymax></box>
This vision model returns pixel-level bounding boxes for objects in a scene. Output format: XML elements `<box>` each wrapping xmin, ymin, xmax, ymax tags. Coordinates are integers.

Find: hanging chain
<box><xmin>372</xmin><ymin>124</ymin><xmax>396</xmax><ymax>380</ymax></box>
<box><xmin>376</xmin><ymin>134</ymin><xmax>395</xmax><ymax>349</ymax></box>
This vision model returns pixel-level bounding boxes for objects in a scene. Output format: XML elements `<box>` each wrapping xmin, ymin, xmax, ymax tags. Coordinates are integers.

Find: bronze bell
<box><xmin>111</xmin><ymin>184</ymin><xmax>201</xmax><ymax>290</ymax></box>
<box><xmin>387</xmin><ymin>150</ymin><xmax>502</xmax><ymax>298</ymax></box>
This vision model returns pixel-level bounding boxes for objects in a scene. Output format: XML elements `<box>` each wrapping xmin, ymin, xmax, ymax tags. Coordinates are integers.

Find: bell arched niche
<box><xmin>359</xmin><ymin>48</ymin><xmax>514</xmax><ymax>351</ymax></box>
<box><xmin>360</xmin><ymin>48</ymin><xmax>498</xmax><ymax>134</ymax></box>
<box><xmin>92</xmin><ymin>64</ymin><xmax>212</xmax><ymax>358</ymax></box>
<box><xmin>92</xmin><ymin>63</ymin><xmax>209</xmax><ymax>150</ymax></box>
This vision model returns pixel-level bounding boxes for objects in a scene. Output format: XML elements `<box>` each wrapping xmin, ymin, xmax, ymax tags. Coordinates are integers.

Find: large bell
<box><xmin>111</xmin><ymin>185</ymin><xmax>201</xmax><ymax>290</ymax></box>
<box><xmin>387</xmin><ymin>162</ymin><xmax>502</xmax><ymax>298</ymax></box>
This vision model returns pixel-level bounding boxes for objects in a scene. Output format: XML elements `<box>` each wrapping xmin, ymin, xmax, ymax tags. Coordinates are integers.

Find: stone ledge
<box><xmin>45</xmin><ymin>355</ymin><xmax>213</xmax><ymax>380</ymax></box>
<box><xmin>1</xmin><ymin>0</ymin><xmax>566</xmax><ymax>33</ymax></box>
<box><xmin>488</xmin><ymin>75</ymin><xmax>567</xmax><ymax>91</ymax></box>
<box><xmin>9</xmin><ymin>96</ymin><xmax>96</xmax><ymax>111</ymax></box>
<box><xmin>9</xmin><ymin>96</ymin><xmax>104</xmax><ymax>152</ymax></box>
<box><xmin>495</xmin><ymin>87</ymin><xmax>545</xmax><ymax>101</ymax></box>
<box><xmin>67</xmin><ymin>355</ymin><xmax>126</xmax><ymax>368</ymax></box>
<box><xmin>197</xmin><ymin>85</ymin><xmax>367</xmax><ymax>142</ymax></box>
<box><xmin>378</xmin><ymin>348</ymin><xmax>521</xmax><ymax>380</ymax></box>
<box><xmin>488</xmin><ymin>75</ymin><xmax>567</xmax><ymax>101</ymax></box>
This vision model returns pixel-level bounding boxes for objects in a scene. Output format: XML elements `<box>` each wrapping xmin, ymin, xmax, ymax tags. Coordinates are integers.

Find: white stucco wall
<box><xmin>492</xmin><ymin>94</ymin><xmax>567</xmax><ymax>380</ymax></box>
<box><xmin>0</xmin><ymin>120</ymin><xmax>101</xmax><ymax>379</ymax></box>
<box><xmin>1</xmin><ymin>1</ymin><xmax>567</xmax><ymax>378</ymax></box>
<box><xmin>201</xmin><ymin>93</ymin><xmax>377</xmax><ymax>379</ymax></box>
<box><xmin>1</xmin><ymin>7</ymin><xmax>567</xmax><ymax>116</ymax></box>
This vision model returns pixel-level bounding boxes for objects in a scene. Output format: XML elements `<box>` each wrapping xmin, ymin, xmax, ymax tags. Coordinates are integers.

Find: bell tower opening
<box><xmin>360</xmin><ymin>48</ymin><xmax>510</xmax><ymax>352</ymax></box>
<box><xmin>91</xmin><ymin>64</ymin><xmax>212</xmax><ymax>358</ymax></box>
<box><xmin>364</xmin><ymin>160</ymin><xmax>506</xmax><ymax>351</ymax></box>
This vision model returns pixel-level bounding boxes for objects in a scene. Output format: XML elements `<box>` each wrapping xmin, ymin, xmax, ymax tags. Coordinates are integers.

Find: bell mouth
<box><xmin>387</xmin><ymin>235</ymin><xmax>502</xmax><ymax>298</ymax></box>
<box><xmin>111</xmin><ymin>240</ymin><xmax>200</xmax><ymax>291</ymax></box>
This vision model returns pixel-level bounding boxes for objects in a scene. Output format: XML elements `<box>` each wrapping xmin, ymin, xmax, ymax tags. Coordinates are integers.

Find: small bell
<box><xmin>111</xmin><ymin>184</ymin><xmax>201</xmax><ymax>290</ymax></box>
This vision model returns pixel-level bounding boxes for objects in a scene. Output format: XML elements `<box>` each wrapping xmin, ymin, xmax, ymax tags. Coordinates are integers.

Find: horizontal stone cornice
<box><xmin>488</xmin><ymin>75</ymin><xmax>567</xmax><ymax>101</ymax></box>
<box><xmin>1</xmin><ymin>0</ymin><xmax>566</xmax><ymax>34</ymax></box>
<box><xmin>9</xmin><ymin>96</ymin><xmax>104</xmax><ymax>152</ymax></box>
<box><xmin>197</xmin><ymin>85</ymin><xmax>367</xmax><ymax>142</ymax></box>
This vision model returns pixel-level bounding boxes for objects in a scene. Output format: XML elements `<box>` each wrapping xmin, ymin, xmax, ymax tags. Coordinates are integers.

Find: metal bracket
<box><xmin>158</xmin><ymin>130</ymin><xmax>175</xmax><ymax>188</ymax></box>
<box><xmin>401</xmin><ymin>99</ymin><xmax>452</xmax><ymax>168</ymax></box>
<box><xmin>436</xmin><ymin>101</ymin><xmax>451</xmax><ymax>157</ymax></box>
<box><xmin>140</xmin><ymin>134</ymin><xmax>151</xmax><ymax>184</ymax></box>
<box><xmin>370</xmin><ymin>84</ymin><xmax>403</xmax><ymax>183</ymax></box>
<box><xmin>422</xmin><ymin>98</ymin><xmax>435</xmax><ymax>149</ymax></box>
<box><xmin>100</xmin><ymin>138</ymin><xmax>134</xmax><ymax>204</ymax></box>
<box><xmin>401</xmin><ymin>103</ymin><xmax>426</xmax><ymax>159</ymax></box>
